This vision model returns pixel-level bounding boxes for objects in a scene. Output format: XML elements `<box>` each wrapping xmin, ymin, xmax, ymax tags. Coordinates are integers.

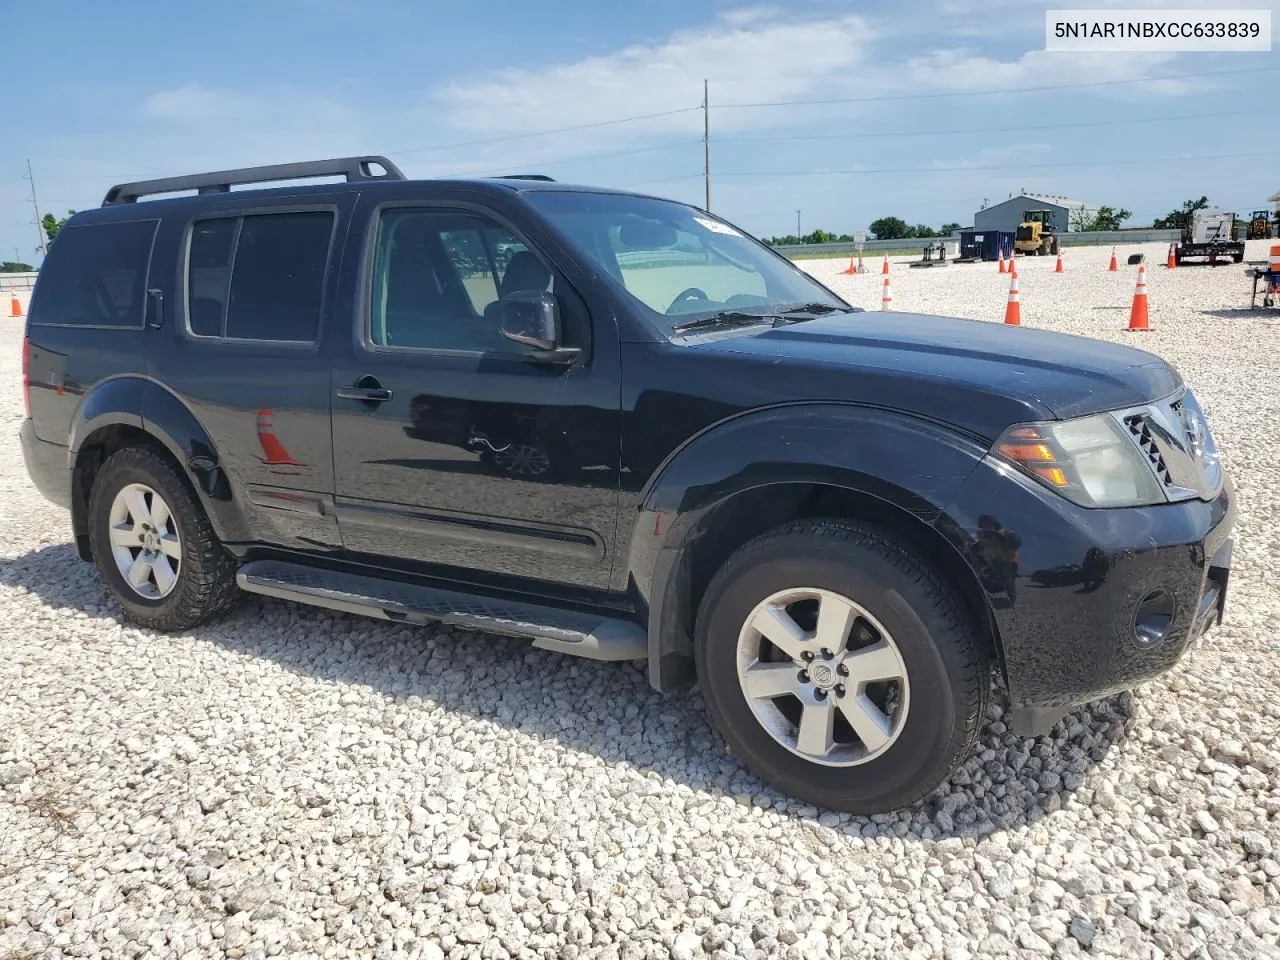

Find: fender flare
<box><xmin>68</xmin><ymin>376</ymin><xmax>249</xmax><ymax>548</ymax></box>
<box><xmin>624</xmin><ymin>403</ymin><xmax>993</xmax><ymax>692</ymax></box>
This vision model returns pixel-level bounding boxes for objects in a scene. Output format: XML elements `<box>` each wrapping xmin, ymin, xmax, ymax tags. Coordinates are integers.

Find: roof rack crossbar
<box><xmin>102</xmin><ymin>155</ymin><xmax>405</xmax><ymax>206</ymax></box>
<box><xmin>496</xmin><ymin>174</ymin><xmax>556</xmax><ymax>182</ymax></box>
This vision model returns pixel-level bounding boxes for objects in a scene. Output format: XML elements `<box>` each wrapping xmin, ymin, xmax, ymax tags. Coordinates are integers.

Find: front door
<box><xmin>330</xmin><ymin>199</ymin><xmax>620</xmax><ymax>592</ymax></box>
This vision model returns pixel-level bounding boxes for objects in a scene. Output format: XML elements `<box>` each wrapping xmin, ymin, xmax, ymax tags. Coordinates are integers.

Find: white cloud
<box><xmin>432</xmin><ymin>10</ymin><xmax>874</xmax><ymax>141</ymax></box>
<box><xmin>144</xmin><ymin>85</ymin><xmax>247</xmax><ymax>121</ymax></box>
<box><xmin>718</xmin><ymin>5</ymin><xmax>781</xmax><ymax>25</ymax></box>
<box><xmin>133</xmin><ymin>83</ymin><xmax>379</xmax><ymax>176</ymax></box>
<box><xmin>898</xmin><ymin>47</ymin><xmax>1188</xmax><ymax>96</ymax></box>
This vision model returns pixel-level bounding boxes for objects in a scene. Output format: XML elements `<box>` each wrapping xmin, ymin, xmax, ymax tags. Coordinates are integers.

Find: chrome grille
<box><xmin>1110</xmin><ymin>388</ymin><xmax>1221</xmax><ymax>502</ymax></box>
<box><xmin>1123</xmin><ymin>414</ymin><xmax>1174</xmax><ymax>486</ymax></box>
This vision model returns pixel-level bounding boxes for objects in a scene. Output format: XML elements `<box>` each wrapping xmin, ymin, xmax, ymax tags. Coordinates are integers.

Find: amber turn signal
<box><xmin>995</xmin><ymin>427</ymin><xmax>1070</xmax><ymax>488</ymax></box>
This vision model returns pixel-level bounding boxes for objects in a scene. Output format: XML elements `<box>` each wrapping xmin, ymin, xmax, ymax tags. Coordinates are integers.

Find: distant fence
<box><xmin>773</xmin><ymin>229</ymin><xmax>1181</xmax><ymax>258</ymax></box>
<box><xmin>0</xmin><ymin>272</ymin><xmax>38</xmax><ymax>292</ymax></box>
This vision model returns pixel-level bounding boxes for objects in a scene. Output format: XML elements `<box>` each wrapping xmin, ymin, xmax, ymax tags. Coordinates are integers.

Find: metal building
<box><xmin>972</xmin><ymin>193</ymin><xmax>1099</xmax><ymax>235</ymax></box>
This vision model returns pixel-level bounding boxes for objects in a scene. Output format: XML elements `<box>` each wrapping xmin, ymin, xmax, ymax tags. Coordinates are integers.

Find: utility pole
<box><xmin>796</xmin><ymin>210</ymin><xmax>801</xmax><ymax>241</ymax></box>
<box><xmin>702</xmin><ymin>79</ymin><xmax>711</xmax><ymax>212</ymax></box>
<box><xmin>26</xmin><ymin>159</ymin><xmax>47</xmax><ymax>259</ymax></box>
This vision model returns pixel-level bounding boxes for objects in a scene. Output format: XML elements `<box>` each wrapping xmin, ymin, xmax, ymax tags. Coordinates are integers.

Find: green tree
<box><xmin>939</xmin><ymin>222</ymin><xmax>962</xmax><ymax>234</ymax></box>
<box><xmin>801</xmin><ymin>228</ymin><xmax>836</xmax><ymax>245</ymax></box>
<box><xmin>1070</xmin><ymin>205</ymin><xmax>1132</xmax><ymax>231</ymax></box>
<box><xmin>869</xmin><ymin>216</ymin><xmax>910</xmax><ymax>240</ymax></box>
<box><xmin>41</xmin><ymin>209</ymin><xmax>77</xmax><ymax>247</ymax></box>
<box><xmin>1152</xmin><ymin>197</ymin><xmax>1208</xmax><ymax>230</ymax></box>
<box><xmin>1</xmin><ymin>261</ymin><xmax>34</xmax><ymax>273</ymax></box>
<box><xmin>910</xmin><ymin>224</ymin><xmax>938</xmax><ymax>238</ymax></box>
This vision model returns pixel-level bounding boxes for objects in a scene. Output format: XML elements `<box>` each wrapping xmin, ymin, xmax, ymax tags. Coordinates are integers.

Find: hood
<box><xmin>688</xmin><ymin>311</ymin><xmax>1180</xmax><ymax>434</ymax></box>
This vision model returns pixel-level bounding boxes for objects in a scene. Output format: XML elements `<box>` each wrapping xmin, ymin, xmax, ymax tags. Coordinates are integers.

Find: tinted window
<box><xmin>525</xmin><ymin>192</ymin><xmax>846</xmax><ymax>328</ymax></box>
<box><xmin>186</xmin><ymin>211</ymin><xmax>333</xmax><ymax>342</ymax></box>
<box><xmin>370</xmin><ymin>209</ymin><xmax>545</xmax><ymax>352</ymax></box>
<box><xmin>30</xmin><ymin>220</ymin><xmax>157</xmax><ymax>328</ymax></box>
<box><xmin>188</xmin><ymin>218</ymin><xmax>236</xmax><ymax>337</ymax></box>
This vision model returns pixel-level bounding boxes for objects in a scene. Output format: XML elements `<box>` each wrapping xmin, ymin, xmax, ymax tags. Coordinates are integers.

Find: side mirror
<box><xmin>499</xmin><ymin>291</ymin><xmax>580</xmax><ymax>362</ymax></box>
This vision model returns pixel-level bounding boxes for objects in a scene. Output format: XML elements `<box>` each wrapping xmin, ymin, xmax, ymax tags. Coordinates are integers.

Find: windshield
<box><xmin>523</xmin><ymin>191</ymin><xmax>849</xmax><ymax>331</ymax></box>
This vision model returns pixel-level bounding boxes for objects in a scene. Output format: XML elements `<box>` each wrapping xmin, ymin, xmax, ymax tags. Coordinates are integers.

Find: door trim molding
<box><xmin>332</xmin><ymin>496</ymin><xmax>604</xmax><ymax>561</ymax></box>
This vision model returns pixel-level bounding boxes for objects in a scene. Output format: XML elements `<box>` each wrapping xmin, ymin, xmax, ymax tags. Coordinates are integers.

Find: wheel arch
<box><xmin>624</xmin><ymin>404</ymin><xmax>1002</xmax><ymax>694</ymax></box>
<box><xmin>69</xmin><ymin>377</ymin><xmax>245</xmax><ymax>561</ymax></box>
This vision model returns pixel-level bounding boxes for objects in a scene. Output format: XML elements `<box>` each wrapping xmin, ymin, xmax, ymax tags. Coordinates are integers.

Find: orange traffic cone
<box><xmin>1054</xmin><ymin>249</ymin><xmax>1064</xmax><ymax>273</ymax></box>
<box><xmin>880</xmin><ymin>277</ymin><xmax>892</xmax><ymax>311</ymax></box>
<box><xmin>1009</xmin><ymin>253</ymin><xmax>1018</xmax><ymax>278</ymax></box>
<box><xmin>998</xmin><ymin>251</ymin><xmax>1006</xmax><ymax>274</ymax></box>
<box><xmin>841</xmin><ymin>256</ymin><xmax>857</xmax><ymax>276</ymax></box>
<box><xmin>256</xmin><ymin>409</ymin><xmax>306</xmax><ymax>467</ymax></box>
<box><xmin>1127</xmin><ymin>264</ymin><xmax>1151</xmax><ymax>331</ymax></box>
<box><xmin>1166</xmin><ymin>243</ymin><xmax>1177</xmax><ymax>270</ymax></box>
<box><xmin>1004</xmin><ymin>271</ymin><xmax>1021</xmax><ymax>326</ymax></box>
<box><xmin>1108</xmin><ymin>247</ymin><xmax>1118</xmax><ymax>272</ymax></box>
<box><xmin>881</xmin><ymin>254</ymin><xmax>890</xmax><ymax>275</ymax></box>
<box><xmin>8</xmin><ymin>286</ymin><xmax>21</xmax><ymax>318</ymax></box>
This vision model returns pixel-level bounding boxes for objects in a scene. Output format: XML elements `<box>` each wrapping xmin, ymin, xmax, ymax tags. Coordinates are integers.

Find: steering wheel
<box><xmin>667</xmin><ymin>287</ymin><xmax>709</xmax><ymax>314</ymax></box>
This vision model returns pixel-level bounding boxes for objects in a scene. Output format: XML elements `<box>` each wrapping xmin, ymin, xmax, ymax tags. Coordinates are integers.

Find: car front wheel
<box><xmin>695</xmin><ymin>519</ymin><xmax>990</xmax><ymax>814</ymax></box>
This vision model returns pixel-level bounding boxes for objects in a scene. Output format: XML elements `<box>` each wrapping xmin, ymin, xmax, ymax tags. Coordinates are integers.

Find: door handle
<box><xmin>336</xmin><ymin>379</ymin><xmax>392</xmax><ymax>403</ymax></box>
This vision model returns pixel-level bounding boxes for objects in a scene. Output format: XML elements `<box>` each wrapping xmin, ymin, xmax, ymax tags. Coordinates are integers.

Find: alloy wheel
<box><xmin>107</xmin><ymin>483</ymin><xmax>182</xmax><ymax>600</ymax></box>
<box><xmin>735</xmin><ymin>587</ymin><xmax>910</xmax><ymax>766</ymax></box>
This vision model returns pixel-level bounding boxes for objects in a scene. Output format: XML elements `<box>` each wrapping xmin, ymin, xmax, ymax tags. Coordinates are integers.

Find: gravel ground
<box><xmin>1</xmin><ymin>240</ymin><xmax>1278</xmax><ymax>960</ymax></box>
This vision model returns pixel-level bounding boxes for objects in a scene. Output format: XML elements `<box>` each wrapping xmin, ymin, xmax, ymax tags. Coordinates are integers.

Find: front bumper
<box><xmin>940</xmin><ymin>455</ymin><xmax>1236</xmax><ymax>733</ymax></box>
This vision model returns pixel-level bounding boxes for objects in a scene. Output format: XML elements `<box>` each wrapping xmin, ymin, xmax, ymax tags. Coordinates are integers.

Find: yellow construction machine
<box><xmin>1014</xmin><ymin>209</ymin><xmax>1061</xmax><ymax>256</ymax></box>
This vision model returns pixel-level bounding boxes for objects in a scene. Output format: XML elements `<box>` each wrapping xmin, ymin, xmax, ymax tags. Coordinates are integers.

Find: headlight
<box><xmin>1178</xmin><ymin>389</ymin><xmax>1222</xmax><ymax>493</ymax></box>
<box><xmin>993</xmin><ymin>414</ymin><xmax>1166</xmax><ymax>508</ymax></box>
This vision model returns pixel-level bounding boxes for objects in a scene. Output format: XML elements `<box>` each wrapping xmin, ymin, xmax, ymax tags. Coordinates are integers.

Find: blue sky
<box><xmin>3</xmin><ymin>0</ymin><xmax>1278</xmax><ymax>262</ymax></box>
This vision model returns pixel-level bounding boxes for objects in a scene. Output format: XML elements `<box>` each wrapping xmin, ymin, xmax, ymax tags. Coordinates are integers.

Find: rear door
<box><xmin>328</xmin><ymin>190</ymin><xmax>621</xmax><ymax>591</ymax></box>
<box><xmin>147</xmin><ymin>194</ymin><xmax>355</xmax><ymax>551</ymax></box>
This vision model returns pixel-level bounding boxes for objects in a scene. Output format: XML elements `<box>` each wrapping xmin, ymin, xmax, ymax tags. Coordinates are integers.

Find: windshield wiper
<box><xmin>777</xmin><ymin>302</ymin><xmax>847</xmax><ymax>315</ymax></box>
<box><xmin>670</xmin><ymin>311</ymin><xmax>775</xmax><ymax>334</ymax></box>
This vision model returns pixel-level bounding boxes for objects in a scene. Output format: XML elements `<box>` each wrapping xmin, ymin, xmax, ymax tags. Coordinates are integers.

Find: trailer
<box><xmin>1175</xmin><ymin>209</ymin><xmax>1245</xmax><ymax>265</ymax></box>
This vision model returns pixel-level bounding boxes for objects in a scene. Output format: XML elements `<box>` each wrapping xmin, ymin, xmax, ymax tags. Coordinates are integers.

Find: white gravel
<box><xmin>2</xmin><ymin>240</ymin><xmax>1278</xmax><ymax>959</ymax></box>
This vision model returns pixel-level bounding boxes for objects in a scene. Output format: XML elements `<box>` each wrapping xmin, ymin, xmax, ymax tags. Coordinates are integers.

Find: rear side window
<box><xmin>30</xmin><ymin>220</ymin><xmax>158</xmax><ymax>328</ymax></box>
<box><xmin>186</xmin><ymin>211</ymin><xmax>334</xmax><ymax>343</ymax></box>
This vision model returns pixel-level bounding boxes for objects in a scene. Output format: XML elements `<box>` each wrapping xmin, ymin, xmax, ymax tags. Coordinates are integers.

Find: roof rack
<box><xmin>495</xmin><ymin>174</ymin><xmax>555</xmax><ymax>182</ymax></box>
<box><xmin>101</xmin><ymin>155</ymin><xmax>405</xmax><ymax>206</ymax></box>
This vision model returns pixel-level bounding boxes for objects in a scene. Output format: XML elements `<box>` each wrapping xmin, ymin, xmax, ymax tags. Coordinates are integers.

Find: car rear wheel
<box><xmin>695</xmin><ymin>519</ymin><xmax>989</xmax><ymax>814</ymax></box>
<box><xmin>88</xmin><ymin>445</ymin><xmax>239</xmax><ymax>631</ymax></box>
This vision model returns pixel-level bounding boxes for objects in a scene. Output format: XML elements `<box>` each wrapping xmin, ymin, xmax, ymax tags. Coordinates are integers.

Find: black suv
<box><xmin>20</xmin><ymin>156</ymin><xmax>1234</xmax><ymax>813</ymax></box>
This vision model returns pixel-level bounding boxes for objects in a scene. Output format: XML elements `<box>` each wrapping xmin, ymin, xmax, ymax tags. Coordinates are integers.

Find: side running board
<box><xmin>235</xmin><ymin>559</ymin><xmax>647</xmax><ymax>662</ymax></box>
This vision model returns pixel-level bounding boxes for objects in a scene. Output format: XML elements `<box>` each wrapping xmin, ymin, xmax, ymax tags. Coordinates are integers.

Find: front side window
<box><xmin>523</xmin><ymin>192</ymin><xmax>847</xmax><ymax>331</ymax></box>
<box><xmin>369</xmin><ymin>209</ymin><xmax>549</xmax><ymax>352</ymax></box>
<box><xmin>30</xmin><ymin>219</ymin><xmax>158</xmax><ymax>328</ymax></box>
<box><xmin>186</xmin><ymin>211</ymin><xmax>334</xmax><ymax>342</ymax></box>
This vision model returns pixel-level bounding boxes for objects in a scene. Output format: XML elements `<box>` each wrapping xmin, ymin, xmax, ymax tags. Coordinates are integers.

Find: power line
<box><xmin>429</xmin><ymin>138</ymin><xmax>702</xmax><ymax>180</ymax></box>
<box><xmin>390</xmin><ymin>106</ymin><xmax>701</xmax><ymax>156</ymax></box>
<box><xmin>716</xmin><ymin>66</ymin><xmax>1278</xmax><ymax>109</ymax></box>
<box><xmin>621</xmin><ymin>172</ymin><xmax>710</xmax><ymax>188</ymax></box>
<box><xmin>707</xmin><ymin>148</ymin><xmax>1280</xmax><ymax>179</ymax></box>
<box><xmin>715</xmin><ymin>107</ymin><xmax>1280</xmax><ymax>144</ymax></box>
<box><xmin>31</xmin><ymin>103</ymin><xmax>1270</xmax><ymax>189</ymax></box>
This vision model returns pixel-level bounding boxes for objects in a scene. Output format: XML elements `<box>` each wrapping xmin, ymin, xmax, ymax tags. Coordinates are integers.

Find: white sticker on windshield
<box><xmin>693</xmin><ymin>216</ymin><xmax>741</xmax><ymax>237</ymax></box>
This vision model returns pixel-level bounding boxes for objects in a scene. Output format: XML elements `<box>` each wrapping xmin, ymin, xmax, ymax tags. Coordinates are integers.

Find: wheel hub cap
<box><xmin>735</xmin><ymin>587</ymin><xmax>910</xmax><ymax>767</ymax></box>
<box><xmin>809</xmin><ymin>661</ymin><xmax>836</xmax><ymax>690</ymax></box>
<box><xmin>107</xmin><ymin>482</ymin><xmax>182</xmax><ymax>600</ymax></box>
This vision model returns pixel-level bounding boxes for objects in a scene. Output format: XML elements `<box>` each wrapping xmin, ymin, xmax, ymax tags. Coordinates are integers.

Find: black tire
<box><xmin>695</xmin><ymin>519</ymin><xmax>989</xmax><ymax>814</ymax></box>
<box><xmin>88</xmin><ymin>444</ymin><xmax>239</xmax><ymax>631</ymax></box>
